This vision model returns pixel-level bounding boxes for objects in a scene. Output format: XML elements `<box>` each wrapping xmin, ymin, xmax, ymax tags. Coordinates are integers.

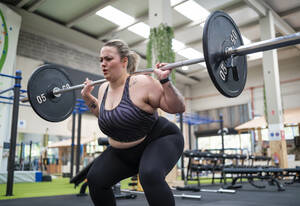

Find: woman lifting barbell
<box><xmin>81</xmin><ymin>39</ymin><xmax>185</xmax><ymax>206</ymax></box>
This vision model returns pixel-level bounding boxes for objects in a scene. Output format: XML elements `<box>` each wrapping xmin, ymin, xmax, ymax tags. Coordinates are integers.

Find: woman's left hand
<box><xmin>154</xmin><ymin>62</ymin><xmax>171</xmax><ymax>80</ymax></box>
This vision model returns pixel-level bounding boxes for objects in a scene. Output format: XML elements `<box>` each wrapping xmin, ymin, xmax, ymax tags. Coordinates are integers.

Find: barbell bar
<box><xmin>226</xmin><ymin>32</ymin><xmax>300</xmax><ymax>57</ymax></box>
<box><xmin>54</xmin><ymin>57</ymin><xmax>206</xmax><ymax>95</ymax></box>
<box><xmin>23</xmin><ymin>11</ymin><xmax>300</xmax><ymax>122</ymax></box>
<box><xmin>121</xmin><ymin>189</ymin><xmax>202</xmax><ymax>200</ymax></box>
<box><xmin>21</xmin><ymin>56</ymin><xmax>206</xmax><ymax>102</ymax></box>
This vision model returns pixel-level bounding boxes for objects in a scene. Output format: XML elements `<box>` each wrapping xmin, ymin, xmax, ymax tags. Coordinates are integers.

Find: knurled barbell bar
<box><xmin>23</xmin><ymin>11</ymin><xmax>300</xmax><ymax>122</ymax></box>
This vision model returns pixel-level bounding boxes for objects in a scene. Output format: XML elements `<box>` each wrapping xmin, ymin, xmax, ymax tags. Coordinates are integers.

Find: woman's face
<box><xmin>100</xmin><ymin>46</ymin><xmax>127</xmax><ymax>81</ymax></box>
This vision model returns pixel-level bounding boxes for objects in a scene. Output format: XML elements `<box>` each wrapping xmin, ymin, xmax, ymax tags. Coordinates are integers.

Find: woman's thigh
<box><xmin>139</xmin><ymin>133</ymin><xmax>184</xmax><ymax>178</ymax></box>
<box><xmin>87</xmin><ymin>146</ymin><xmax>138</xmax><ymax>187</ymax></box>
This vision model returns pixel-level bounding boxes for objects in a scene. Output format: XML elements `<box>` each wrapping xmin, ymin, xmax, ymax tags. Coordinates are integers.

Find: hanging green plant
<box><xmin>146</xmin><ymin>23</ymin><xmax>176</xmax><ymax>84</ymax></box>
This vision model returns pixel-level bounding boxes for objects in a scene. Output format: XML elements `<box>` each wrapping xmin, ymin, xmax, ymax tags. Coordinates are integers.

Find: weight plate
<box><xmin>203</xmin><ymin>11</ymin><xmax>247</xmax><ymax>97</ymax></box>
<box><xmin>27</xmin><ymin>64</ymin><xmax>75</xmax><ymax>122</ymax></box>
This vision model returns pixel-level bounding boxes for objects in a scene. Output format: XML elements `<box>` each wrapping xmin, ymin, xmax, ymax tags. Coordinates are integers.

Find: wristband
<box><xmin>159</xmin><ymin>77</ymin><xmax>170</xmax><ymax>84</ymax></box>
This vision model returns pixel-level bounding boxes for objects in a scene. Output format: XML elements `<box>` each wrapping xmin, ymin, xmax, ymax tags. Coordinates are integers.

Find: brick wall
<box><xmin>17</xmin><ymin>30</ymin><xmax>100</xmax><ymax>74</ymax></box>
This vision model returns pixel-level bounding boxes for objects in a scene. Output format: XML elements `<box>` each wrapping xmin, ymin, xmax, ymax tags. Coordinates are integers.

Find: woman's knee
<box><xmin>87</xmin><ymin>168</ymin><xmax>98</xmax><ymax>188</ymax></box>
<box><xmin>139</xmin><ymin>167</ymin><xmax>164</xmax><ymax>186</ymax></box>
<box><xmin>87</xmin><ymin>166</ymin><xmax>110</xmax><ymax>189</ymax></box>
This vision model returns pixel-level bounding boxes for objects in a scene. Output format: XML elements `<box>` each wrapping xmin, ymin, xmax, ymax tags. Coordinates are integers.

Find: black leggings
<box><xmin>87</xmin><ymin>117</ymin><xmax>184</xmax><ymax>206</ymax></box>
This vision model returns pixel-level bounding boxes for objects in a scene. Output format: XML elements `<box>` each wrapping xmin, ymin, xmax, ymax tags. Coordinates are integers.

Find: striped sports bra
<box><xmin>98</xmin><ymin>76</ymin><xmax>158</xmax><ymax>142</ymax></box>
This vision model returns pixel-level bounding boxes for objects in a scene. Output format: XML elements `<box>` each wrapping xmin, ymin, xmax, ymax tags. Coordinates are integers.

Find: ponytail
<box><xmin>127</xmin><ymin>51</ymin><xmax>140</xmax><ymax>74</ymax></box>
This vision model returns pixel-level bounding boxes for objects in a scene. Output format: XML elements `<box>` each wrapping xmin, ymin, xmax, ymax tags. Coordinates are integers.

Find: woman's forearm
<box><xmin>82</xmin><ymin>94</ymin><xmax>100</xmax><ymax>117</ymax></box>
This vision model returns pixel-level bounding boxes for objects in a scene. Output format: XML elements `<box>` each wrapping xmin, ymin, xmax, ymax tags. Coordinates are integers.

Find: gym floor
<box><xmin>1</xmin><ymin>183</ymin><xmax>300</xmax><ymax>206</ymax></box>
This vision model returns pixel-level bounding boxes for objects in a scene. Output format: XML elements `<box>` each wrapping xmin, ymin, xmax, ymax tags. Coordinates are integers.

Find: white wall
<box><xmin>190</xmin><ymin>53</ymin><xmax>300</xmax><ymax>115</ymax></box>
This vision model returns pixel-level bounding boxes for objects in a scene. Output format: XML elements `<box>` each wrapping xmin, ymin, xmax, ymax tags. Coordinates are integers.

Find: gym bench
<box><xmin>222</xmin><ymin>167</ymin><xmax>285</xmax><ymax>191</ymax></box>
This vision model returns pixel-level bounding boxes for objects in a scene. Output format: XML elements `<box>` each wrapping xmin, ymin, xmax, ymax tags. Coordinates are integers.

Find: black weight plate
<box><xmin>27</xmin><ymin>64</ymin><xmax>75</xmax><ymax>122</ymax></box>
<box><xmin>203</xmin><ymin>11</ymin><xmax>247</xmax><ymax>97</ymax></box>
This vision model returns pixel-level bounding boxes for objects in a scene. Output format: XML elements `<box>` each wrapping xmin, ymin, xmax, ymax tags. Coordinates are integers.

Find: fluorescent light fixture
<box><xmin>172</xmin><ymin>39</ymin><xmax>185</xmax><ymax>52</ymax></box>
<box><xmin>177</xmin><ymin>48</ymin><xmax>204</xmax><ymax>59</ymax></box>
<box><xmin>182</xmin><ymin>66</ymin><xmax>189</xmax><ymax>71</ymax></box>
<box><xmin>171</xmin><ymin>0</ymin><xmax>184</xmax><ymax>6</ymax></box>
<box><xmin>96</xmin><ymin>6</ymin><xmax>135</xmax><ymax>27</ymax></box>
<box><xmin>128</xmin><ymin>22</ymin><xmax>150</xmax><ymax>38</ymax></box>
<box><xmin>174</xmin><ymin>0</ymin><xmax>210</xmax><ymax>21</ymax></box>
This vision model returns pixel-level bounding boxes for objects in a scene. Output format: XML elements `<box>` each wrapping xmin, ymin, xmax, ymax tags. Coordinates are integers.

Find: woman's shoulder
<box><xmin>98</xmin><ymin>81</ymin><xmax>109</xmax><ymax>91</ymax></box>
<box><xmin>100</xmin><ymin>81</ymin><xmax>109</xmax><ymax>88</ymax></box>
<box><xmin>131</xmin><ymin>74</ymin><xmax>158</xmax><ymax>86</ymax></box>
<box><xmin>98</xmin><ymin>81</ymin><xmax>109</xmax><ymax>98</ymax></box>
<box><xmin>131</xmin><ymin>75</ymin><xmax>163</xmax><ymax>95</ymax></box>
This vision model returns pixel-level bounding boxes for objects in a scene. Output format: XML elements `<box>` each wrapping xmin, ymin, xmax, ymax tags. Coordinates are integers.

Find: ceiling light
<box><xmin>128</xmin><ymin>22</ymin><xmax>150</xmax><ymax>38</ymax></box>
<box><xmin>182</xmin><ymin>66</ymin><xmax>189</xmax><ymax>71</ymax></box>
<box><xmin>177</xmin><ymin>48</ymin><xmax>204</xmax><ymax>59</ymax></box>
<box><xmin>174</xmin><ymin>0</ymin><xmax>210</xmax><ymax>21</ymax></box>
<box><xmin>172</xmin><ymin>39</ymin><xmax>185</xmax><ymax>52</ymax></box>
<box><xmin>96</xmin><ymin>6</ymin><xmax>135</xmax><ymax>27</ymax></box>
<box><xmin>171</xmin><ymin>0</ymin><xmax>184</xmax><ymax>6</ymax></box>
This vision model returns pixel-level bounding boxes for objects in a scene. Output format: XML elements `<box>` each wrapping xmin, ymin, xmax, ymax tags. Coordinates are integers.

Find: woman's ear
<box><xmin>122</xmin><ymin>57</ymin><xmax>128</xmax><ymax>67</ymax></box>
<box><xmin>122</xmin><ymin>57</ymin><xmax>128</xmax><ymax>63</ymax></box>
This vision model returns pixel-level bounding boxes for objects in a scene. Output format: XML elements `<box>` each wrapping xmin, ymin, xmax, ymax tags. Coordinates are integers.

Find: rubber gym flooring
<box><xmin>1</xmin><ymin>183</ymin><xmax>300</xmax><ymax>206</ymax></box>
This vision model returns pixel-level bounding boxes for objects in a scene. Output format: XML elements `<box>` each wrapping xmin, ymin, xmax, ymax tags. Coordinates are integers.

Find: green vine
<box><xmin>146</xmin><ymin>23</ymin><xmax>176</xmax><ymax>84</ymax></box>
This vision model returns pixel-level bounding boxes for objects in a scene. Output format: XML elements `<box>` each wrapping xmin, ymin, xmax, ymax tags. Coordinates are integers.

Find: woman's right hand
<box><xmin>81</xmin><ymin>78</ymin><xmax>94</xmax><ymax>99</ymax></box>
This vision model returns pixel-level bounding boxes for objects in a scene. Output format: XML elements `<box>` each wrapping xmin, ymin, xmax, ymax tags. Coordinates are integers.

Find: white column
<box><xmin>183</xmin><ymin>85</ymin><xmax>196</xmax><ymax>150</ymax></box>
<box><xmin>260</xmin><ymin>10</ymin><xmax>287</xmax><ymax>168</ymax></box>
<box><xmin>148</xmin><ymin>0</ymin><xmax>172</xmax><ymax>28</ymax></box>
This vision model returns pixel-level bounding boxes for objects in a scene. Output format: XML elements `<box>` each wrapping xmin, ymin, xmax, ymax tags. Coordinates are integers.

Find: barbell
<box><xmin>23</xmin><ymin>11</ymin><xmax>300</xmax><ymax>122</ymax></box>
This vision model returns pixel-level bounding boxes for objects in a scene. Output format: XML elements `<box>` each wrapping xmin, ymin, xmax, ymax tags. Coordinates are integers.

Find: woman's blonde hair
<box><xmin>104</xmin><ymin>39</ymin><xmax>140</xmax><ymax>74</ymax></box>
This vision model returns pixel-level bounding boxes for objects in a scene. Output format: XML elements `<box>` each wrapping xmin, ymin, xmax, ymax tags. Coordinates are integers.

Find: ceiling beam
<box><xmin>9</xmin><ymin>5</ymin><xmax>102</xmax><ymax>55</ymax></box>
<box><xmin>278</xmin><ymin>6</ymin><xmax>300</xmax><ymax>19</ymax></box>
<box><xmin>27</xmin><ymin>0</ymin><xmax>47</xmax><ymax>12</ymax></box>
<box><xmin>16</xmin><ymin>0</ymin><xmax>31</xmax><ymax>8</ymax></box>
<box><xmin>243</xmin><ymin>0</ymin><xmax>300</xmax><ymax>50</ymax></box>
<box><xmin>65</xmin><ymin>0</ymin><xmax>117</xmax><ymax>28</ymax></box>
<box><xmin>129</xmin><ymin>39</ymin><xmax>147</xmax><ymax>48</ymax></box>
<box><xmin>243</xmin><ymin>0</ymin><xmax>294</xmax><ymax>34</ymax></box>
<box><xmin>212</xmin><ymin>0</ymin><xmax>245</xmax><ymax>12</ymax></box>
<box><xmin>243</xmin><ymin>0</ymin><xmax>267</xmax><ymax>17</ymax></box>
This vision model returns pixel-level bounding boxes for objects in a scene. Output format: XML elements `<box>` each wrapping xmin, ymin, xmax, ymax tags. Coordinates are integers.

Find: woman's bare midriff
<box><xmin>108</xmin><ymin>136</ymin><xmax>146</xmax><ymax>149</ymax></box>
